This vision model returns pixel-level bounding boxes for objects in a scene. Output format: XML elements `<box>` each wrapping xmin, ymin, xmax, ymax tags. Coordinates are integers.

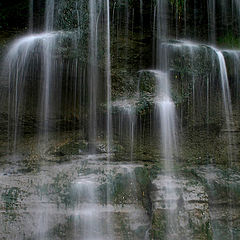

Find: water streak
<box><xmin>151</xmin><ymin>70</ymin><xmax>179</xmax><ymax>238</ymax></box>
<box><xmin>106</xmin><ymin>0</ymin><xmax>112</xmax><ymax>157</ymax></box>
<box><xmin>88</xmin><ymin>0</ymin><xmax>99</xmax><ymax>153</ymax></box>
<box><xmin>29</xmin><ymin>0</ymin><xmax>33</xmax><ymax>32</ymax></box>
<box><xmin>211</xmin><ymin>47</ymin><xmax>235</xmax><ymax>162</ymax></box>
<box><xmin>113</xmin><ymin>100</ymin><xmax>136</xmax><ymax>161</ymax></box>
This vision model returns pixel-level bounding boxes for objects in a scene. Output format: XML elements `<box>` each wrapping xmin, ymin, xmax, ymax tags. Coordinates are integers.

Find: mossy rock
<box><xmin>49</xmin><ymin>140</ymin><xmax>88</xmax><ymax>156</ymax></box>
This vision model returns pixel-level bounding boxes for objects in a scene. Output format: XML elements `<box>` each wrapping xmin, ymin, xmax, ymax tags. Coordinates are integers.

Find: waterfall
<box><xmin>214</xmin><ymin>49</ymin><xmax>235</xmax><ymax>162</ymax></box>
<box><xmin>151</xmin><ymin>1</ymin><xmax>179</xmax><ymax>237</ymax></box>
<box><xmin>3</xmin><ymin>32</ymin><xmax>59</xmax><ymax>153</ymax></box>
<box><xmin>154</xmin><ymin>71</ymin><xmax>178</xmax><ymax>165</ymax></box>
<box><xmin>88</xmin><ymin>0</ymin><xmax>99</xmax><ymax>153</ymax></box>
<box><xmin>113</xmin><ymin>99</ymin><xmax>136</xmax><ymax>161</ymax></box>
<box><xmin>1</xmin><ymin>0</ymin><xmax>240</xmax><ymax>239</ymax></box>
<box><xmin>159</xmin><ymin>40</ymin><xmax>236</xmax><ymax>164</ymax></box>
<box><xmin>147</xmin><ymin>69</ymin><xmax>179</xmax><ymax>238</ymax></box>
<box><xmin>1</xmin><ymin>0</ymin><xmax>114</xmax><ymax>153</ymax></box>
<box><xmin>2</xmin><ymin>0</ymin><xmax>101</xmax><ymax>153</ymax></box>
<box><xmin>155</xmin><ymin>0</ymin><xmax>168</xmax><ymax>68</ymax></box>
<box><xmin>40</xmin><ymin>0</ymin><xmax>55</xmax><ymax>140</ymax></box>
<box><xmin>45</xmin><ymin>0</ymin><xmax>55</xmax><ymax>31</ymax></box>
<box><xmin>223</xmin><ymin>50</ymin><xmax>240</xmax><ymax>101</ymax></box>
<box><xmin>207</xmin><ymin>0</ymin><xmax>240</xmax><ymax>43</ymax></box>
<box><xmin>106</xmin><ymin>0</ymin><xmax>112</xmax><ymax>157</ymax></box>
<box><xmin>105</xmin><ymin>1</ymin><xmax>113</xmax><ymax>237</ymax></box>
<box><xmin>72</xmin><ymin>175</ymin><xmax>101</xmax><ymax>240</ymax></box>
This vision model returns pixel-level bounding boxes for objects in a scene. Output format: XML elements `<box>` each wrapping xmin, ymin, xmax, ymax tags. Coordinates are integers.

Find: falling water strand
<box><xmin>39</xmin><ymin>0</ymin><xmax>56</xmax><ymax>141</ymax></box>
<box><xmin>154</xmin><ymin>71</ymin><xmax>178</xmax><ymax>166</ymax></box>
<box><xmin>72</xmin><ymin>175</ymin><xmax>101</xmax><ymax>240</ymax></box>
<box><xmin>41</xmin><ymin>36</ymin><xmax>54</xmax><ymax>139</ymax></box>
<box><xmin>4</xmin><ymin>33</ymin><xmax>57</xmax><ymax>154</ymax></box>
<box><xmin>106</xmin><ymin>0</ymin><xmax>112</xmax><ymax>157</ymax></box>
<box><xmin>124</xmin><ymin>0</ymin><xmax>129</xmax><ymax>67</ymax></box>
<box><xmin>45</xmin><ymin>0</ymin><xmax>55</xmax><ymax>31</ymax></box>
<box><xmin>140</xmin><ymin>0</ymin><xmax>143</xmax><ymax>66</ymax></box>
<box><xmin>223</xmin><ymin>50</ymin><xmax>240</xmax><ymax>102</ymax></box>
<box><xmin>184</xmin><ymin>0</ymin><xmax>187</xmax><ymax>36</ymax></box>
<box><xmin>113</xmin><ymin>100</ymin><xmax>136</xmax><ymax>161</ymax></box>
<box><xmin>29</xmin><ymin>0</ymin><xmax>33</xmax><ymax>32</ymax></box>
<box><xmin>208</xmin><ymin>0</ymin><xmax>216</xmax><ymax>43</ymax></box>
<box><xmin>210</xmin><ymin>51</ymin><xmax>235</xmax><ymax>238</ymax></box>
<box><xmin>233</xmin><ymin>0</ymin><xmax>240</xmax><ymax>31</ymax></box>
<box><xmin>140</xmin><ymin>0</ymin><xmax>143</xmax><ymax>34</ymax></box>
<box><xmin>213</xmin><ymin>48</ymin><xmax>235</xmax><ymax>240</ymax></box>
<box><xmin>156</xmin><ymin>0</ymin><xmax>168</xmax><ymax>68</ymax></box>
<box><xmin>130</xmin><ymin>110</ymin><xmax>135</xmax><ymax>161</ymax></box>
<box><xmin>194</xmin><ymin>0</ymin><xmax>197</xmax><ymax>38</ymax></box>
<box><xmin>151</xmin><ymin>70</ymin><xmax>178</xmax><ymax>238</ymax></box>
<box><xmin>106</xmin><ymin>1</ymin><xmax>113</xmax><ymax>237</ymax></box>
<box><xmin>88</xmin><ymin>0</ymin><xmax>98</xmax><ymax>153</ymax></box>
<box><xmin>214</xmin><ymin>49</ymin><xmax>234</xmax><ymax>162</ymax></box>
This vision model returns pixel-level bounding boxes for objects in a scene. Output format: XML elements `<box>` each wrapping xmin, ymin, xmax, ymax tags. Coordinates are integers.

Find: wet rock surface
<box><xmin>0</xmin><ymin>131</ymin><xmax>240</xmax><ymax>239</ymax></box>
<box><xmin>150</xmin><ymin>173</ymin><xmax>212</xmax><ymax>240</ymax></box>
<box><xmin>1</xmin><ymin>133</ymin><xmax>240</xmax><ymax>240</ymax></box>
<box><xmin>0</xmin><ymin>153</ymin><xmax>150</xmax><ymax>240</ymax></box>
<box><xmin>194</xmin><ymin>165</ymin><xmax>240</xmax><ymax>240</ymax></box>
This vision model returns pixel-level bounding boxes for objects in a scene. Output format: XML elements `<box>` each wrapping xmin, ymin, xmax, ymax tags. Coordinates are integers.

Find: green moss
<box><xmin>150</xmin><ymin>209</ymin><xmax>167</xmax><ymax>240</ymax></box>
<box><xmin>36</xmin><ymin>172</ymin><xmax>75</xmax><ymax>207</ymax></box>
<box><xmin>134</xmin><ymin>167</ymin><xmax>152</xmax><ymax>213</ymax></box>
<box><xmin>49</xmin><ymin>140</ymin><xmax>88</xmax><ymax>156</ymax></box>
<box><xmin>98</xmin><ymin>171</ymin><xmax>138</xmax><ymax>205</ymax></box>
<box><xmin>1</xmin><ymin>187</ymin><xmax>26</xmax><ymax>221</ymax></box>
<box><xmin>2</xmin><ymin>187</ymin><xmax>22</xmax><ymax>210</ymax></box>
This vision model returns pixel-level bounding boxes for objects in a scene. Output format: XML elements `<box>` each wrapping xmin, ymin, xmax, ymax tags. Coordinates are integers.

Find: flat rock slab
<box><xmin>150</xmin><ymin>173</ymin><xmax>212</xmax><ymax>240</ymax></box>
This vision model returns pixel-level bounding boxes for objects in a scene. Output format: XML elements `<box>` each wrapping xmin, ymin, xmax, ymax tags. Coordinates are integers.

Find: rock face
<box><xmin>0</xmin><ymin>155</ymin><xmax>151</xmax><ymax>240</ymax></box>
<box><xmin>1</xmin><ymin>135</ymin><xmax>240</xmax><ymax>239</ymax></box>
<box><xmin>1</xmin><ymin>1</ymin><xmax>240</xmax><ymax>239</ymax></box>
<box><xmin>150</xmin><ymin>174</ymin><xmax>212</xmax><ymax>240</ymax></box>
<box><xmin>195</xmin><ymin>165</ymin><xmax>240</xmax><ymax>240</ymax></box>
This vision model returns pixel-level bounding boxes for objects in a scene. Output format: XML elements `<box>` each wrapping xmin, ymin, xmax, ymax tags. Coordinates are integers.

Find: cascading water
<box><xmin>45</xmin><ymin>0</ymin><xmax>55</xmax><ymax>31</ymax></box>
<box><xmin>72</xmin><ymin>175</ymin><xmax>102</xmax><ymax>240</ymax></box>
<box><xmin>153</xmin><ymin>71</ymin><xmax>178</xmax><ymax>166</ymax></box>
<box><xmin>0</xmin><ymin>2</ymin><xmax>117</xmax><ymax>236</ymax></box>
<box><xmin>209</xmin><ymin>47</ymin><xmax>235</xmax><ymax>162</ymax></box>
<box><xmin>2</xmin><ymin>0</ymin><xmax>107</xmax><ymax>153</ymax></box>
<box><xmin>223</xmin><ymin>50</ymin><xmax>240</xmax><ymax>101</ymax></box>
<box><xmin>217</xmin><ymin>53</ymin><xmax>233</xmax><ymax>145</ymax></box>
<box><xmin>106</xmin><ymin>0</ymin><xmax>112</xmax><ymax>158</ymax></box>
<box><xmin>159</xmin><ymin>40</ymin><xmax>235</xmax><ymax>162</ymax></box>
<box><xmin>152</xmin><ymin>1</ymin><xmax>180</xmax><ymax>237</ymax></box>
<box><xmin>207</xmin><ymin>0</ymin><xmax>240</xmax><ymax>42</ymax></box>
<box><xmin>3</xmin><ymin>32</ymin><xmax>60</xmax><ymax>153</ymax></box>
<box><xmin>113</xmin><ymin>99</ymin><xmax>136</xmax><ymax>161</ymax></box>
<box><xmin>152</xmin><ymin>70</ymin><xmax>179</xmax><ymax>238</ymax></box>
<box><xmin>88</xmin><ymin>0</ymin><xmax>99</xmax><ymax>153</ymax></box>
<box><xmin>2</xmin><ymin>0</ymin><xmax>240</xmax><ymax>239</ymax></box>
<box><xmin>41</xmin><ymin>0</ymin><xmax>55</xmax><ymax>139</ymax></box>
<box><xmin>155</xmin><ymin>0</ymin><xmax>168</xmax><ymax>67</ymax></box>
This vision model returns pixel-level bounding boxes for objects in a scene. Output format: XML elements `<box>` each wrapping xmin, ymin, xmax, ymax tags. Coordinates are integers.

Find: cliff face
<box><xmin>0</xmin><ymin>1</ymin><xmax>240</xmax><ymax>239</ymax></box>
